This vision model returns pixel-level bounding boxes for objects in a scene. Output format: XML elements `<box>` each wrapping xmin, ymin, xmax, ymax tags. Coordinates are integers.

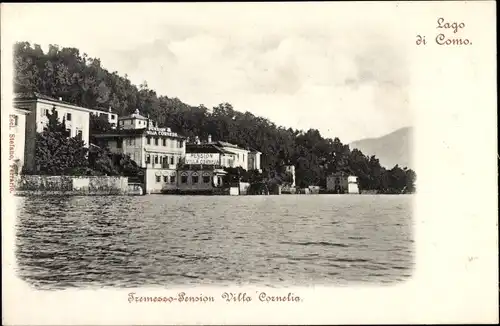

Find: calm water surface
<box><xmin>15</xmin><ymin>195</ymin><xmax>414</xmax><ymax>289</ymax></box>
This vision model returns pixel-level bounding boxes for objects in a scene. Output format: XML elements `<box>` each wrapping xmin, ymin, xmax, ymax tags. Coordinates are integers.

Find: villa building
<box><xmin>93</xmin><ymin>109</ymin><xmax>186</xmax><ymax>194</ymax></box>
<box><xmin>186</xmin><ymin>135</ymin><xmax>262</xmax><ymax>171</ymax></box>
<box><xmin>248</xmin><ymin>149</ymin><xmax>262</xmax><ymax>172</ymax></box>
<box><xmin>13</xmin><ymin>93</ymin><xmax>107</xmax><ymax>172</ymax></box>
<box><xmin>89</xmin><ymin>107</ymin><xmax>118</xmax><ymax>128</ymax></box>
<box><xmin>326</xmin><ymin>172</ymin><xmax>360</xmax><ymax>194</ymax></box>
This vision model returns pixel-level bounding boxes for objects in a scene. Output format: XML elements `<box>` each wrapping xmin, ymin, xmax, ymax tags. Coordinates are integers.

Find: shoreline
<box><xmin>13</xmin><ymin>191</ymin><xmax>415</xmax><ymax>197</ymax></box>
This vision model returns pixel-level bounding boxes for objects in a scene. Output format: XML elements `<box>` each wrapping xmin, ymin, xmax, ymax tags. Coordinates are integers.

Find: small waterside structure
<box><xmin>325</xmin><ymin>172</ymin><xmax>360</xmax><ymax>194</ymax></box>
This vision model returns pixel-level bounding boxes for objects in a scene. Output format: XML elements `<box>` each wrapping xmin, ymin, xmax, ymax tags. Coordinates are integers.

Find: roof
<box><xmin>14</xmin><ymin>92</ymin><xmax>117</xmax><ymax>113</ymax></box>
<box><xmin>118</xmin><ymin>109</ymin><xmax>148</xmax><ymax>120</ymax></box>
<box><xmin>92</xmin><ymin>106</ymin><xmax>117</xmax><ymax>114</ymax></box>
<box><xmin>13</xmin><ymin>108</ymin><xmax>31</xmax><ymax>115</ymax></box>
<box><xmin>215</xmin><ymin>141</ymin><xmax>242</xmax><ymax>149</ymax></box>
<box><xmin>14</xmin><ymin>92</ymin><xmax>59</xmax><ymax>102</ymax></box>
<box><xmin>186</xmin><ymin>143</ymin><xmax>234</xmax><ymax>154</ymax></box>
<box><xmin>93</xmin><ymin>128</ymin><xmax>186</xmax><ymax>139</ymax></box>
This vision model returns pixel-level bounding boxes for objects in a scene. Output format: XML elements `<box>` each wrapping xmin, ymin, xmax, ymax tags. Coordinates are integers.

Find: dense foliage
<box><xmin>15</xmin><ymin>42</ymin><xmax>416</xmax><ymax>193</ymax></box>
<box><xmin>31</xmin><ymin>107</ymin><xmax>89</xmax><ymax>175</ymax></box>
<box><xmin>29</xmin><ymin>106</ymin><xmax>141</xmax><ymax>177</ymax></box>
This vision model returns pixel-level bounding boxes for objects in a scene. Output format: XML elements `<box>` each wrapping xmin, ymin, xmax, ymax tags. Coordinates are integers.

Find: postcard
<box><xmin>1</xmin><ymin>2</ymin><xmax>497</xmax><ymax>325</ymax></box>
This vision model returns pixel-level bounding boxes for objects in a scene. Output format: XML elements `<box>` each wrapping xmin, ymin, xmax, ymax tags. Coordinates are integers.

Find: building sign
<box><xmin>145</xmin><ymin>127</ymin><xmax>178</xmax><ymax>137</ymax></box>
<box><xmin>185</xmin><ymin>153</ymin><xmax>220</xmax><ymax>165</ymax></box>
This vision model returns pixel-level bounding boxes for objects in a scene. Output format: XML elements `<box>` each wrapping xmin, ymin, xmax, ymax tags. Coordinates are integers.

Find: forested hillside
<box><xmin>13</xmin><ymin>42</ymin><xmax>416</xmax><ymax>193</ymax></box>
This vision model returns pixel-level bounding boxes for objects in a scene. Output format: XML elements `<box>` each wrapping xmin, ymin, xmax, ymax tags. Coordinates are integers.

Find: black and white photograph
<box><xmin>2</xmin><ymin>2</ymin><xmax>497</xmax><ymax>325</ymax></box>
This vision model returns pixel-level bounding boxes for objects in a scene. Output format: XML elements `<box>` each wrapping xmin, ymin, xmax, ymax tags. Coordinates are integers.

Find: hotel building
<box><xmin>186</xmin><ymin>135</ymin><xmax>262</xmax><ymax>171</ymax></box>
<box><xmin>93</xmin><ymin>109</ymin><xmax>186</xmax><ymax>193</ymax></box>
<box><xmin>13</xmin><ymin>93</ymin><xmax>109</xmax><ymax>172</ymax></box>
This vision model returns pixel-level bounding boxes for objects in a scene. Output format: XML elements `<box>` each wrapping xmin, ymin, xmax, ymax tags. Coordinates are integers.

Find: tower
<box><xmin>284</xmin><ymin>165</ymin><xmax>296</xmax><ymax>187</ymax></box>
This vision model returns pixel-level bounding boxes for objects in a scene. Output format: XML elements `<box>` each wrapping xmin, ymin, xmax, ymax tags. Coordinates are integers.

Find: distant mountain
<box><xmin>349</xmin><ymin>127</ymin><xmax>413</xmax><ymax>169</ymax></box>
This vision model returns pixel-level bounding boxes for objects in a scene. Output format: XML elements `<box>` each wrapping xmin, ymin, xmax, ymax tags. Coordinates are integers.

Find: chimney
<box><xmin>208</xmin><ymin>134</ymin><xmax>212</xmax><ymax>143</ymax></box>
<box><xmin>108</xmin><ymin>106</ymin><xmax>112</xmax><ymax>112</ymax></box>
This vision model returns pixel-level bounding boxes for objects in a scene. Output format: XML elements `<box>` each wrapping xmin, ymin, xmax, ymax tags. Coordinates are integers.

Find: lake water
<box><xmin>15</xmin><ymin>195</ymin><xmax>414</xmax><ymax>289</ymax></box>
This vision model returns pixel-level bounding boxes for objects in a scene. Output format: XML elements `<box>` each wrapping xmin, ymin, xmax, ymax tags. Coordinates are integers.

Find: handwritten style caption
<box><xmin>128</xmin><ymin>292</ymin><xmax>303</xmax><ymax>304</ymax></box>
<box><xmin>416</xmin><ymin>18</ymin><xmax>472</xmax><ymax>46</ymax></box>
<box><xmin>9</xmin><ymin>115</ymin><xmax>17</xmax><ymax>193</ymax></box>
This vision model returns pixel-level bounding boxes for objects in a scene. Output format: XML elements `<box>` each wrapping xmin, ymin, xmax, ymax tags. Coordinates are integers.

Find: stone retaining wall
<box><xmin>15</xmin><ymin>175</ymin><xmax>134</xmax><ymax>196</ymax></box>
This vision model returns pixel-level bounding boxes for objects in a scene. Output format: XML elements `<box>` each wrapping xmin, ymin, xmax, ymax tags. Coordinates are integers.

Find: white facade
<box><xmin>216</xmin><ymin>142</ymin><xmax>249</xmax><ymax>170</ymax></box>
<box><xmin>118</xmin><ymin>109</ymin><xmax>151</xmax><ymax>130</ymax></box>
<box><xmin>89</xmin><ymin>107</ymin><xmax>118</xmax><ymax>128</ymax></box>
<box><xmin>248</xmin><ymin>151</ymin><xmax>262</xmax><ymax>171</ymax></box>
<box><xmin>347</xmin><ymin>176</ymin><xmax>359</xmax><ymax>194</ymax></box>
<box><xmin>14</xmin><ymin>95</ymin><xmax>93</xmax><ymax>172</ymax></box>
<box><xmin>95</xmin><ymin>111</ymin><xmax>186</xmax><ymax>194</ymax></box>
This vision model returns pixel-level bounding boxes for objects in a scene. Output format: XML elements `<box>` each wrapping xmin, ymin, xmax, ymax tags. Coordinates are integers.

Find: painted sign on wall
<box><xmin>185</xmin><ymin>153</ymin><xmax>220</xmax><ymax>165</ymax></box>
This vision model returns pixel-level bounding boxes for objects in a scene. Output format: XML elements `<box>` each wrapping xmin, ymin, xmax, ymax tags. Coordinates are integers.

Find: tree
<box><xmin>87</xmin><ymin>144</ymin><xmax>142</xmax><ymax>177</ymax></box>
<box><xmin>13</xmin><ymin>41</ymin><xmax>416</xmax><ymax>192</ymax></box>
<box><xmin>34</xmin><ymin>107</ymin><xmax>88</xmax><ymax>175</ymax></box>
<box><xmin>89</xmin><ymin>113</ymin><xmax>113</xmax><ymax>144</ymax></box>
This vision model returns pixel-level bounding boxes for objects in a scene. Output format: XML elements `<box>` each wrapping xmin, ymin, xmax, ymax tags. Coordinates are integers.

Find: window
<box><xmin>76</xmin><ymin>130</ymin><xmax>82</xmax><ymax>140</ymax></box>
<box><xmin>203</xmin><ymin>176</ymin><xmax>211</xmax><ymax>184</ymax></box>
<box><xmin>170</xmin><ymin>176</ymin><xmax>176</xmax><ymax>183</ymax></box>
<box><xmin>146</xmin><ymin>154</ymin><xmax>151</xmax><ymax>164</ymax></box>
<box><xmin>156</xmin><ymin>176</ymin><xmax>161</xmax><ymax>183</ymax></box>
<box><xmin>117</xmin><ymin>139</ymin><xmax>123</xmax><ymax>149</ymax></box>
<box><xmin>147</xmin><ymin>136</ymin><xmax>151</xmax><ymax>145</ymax></box>
<box><xmin>111</xmin><ymin>114</ymin><xmax>116</xmax><ymax>120</ymax></box>
<box><xmin>163</xmin><ymin>176</ymin><xmax>168</xmax><ymax>182</ymax></box>
<box><xmin>162</xmin><ymin>138</ymin><xmax>166</xmax><ymax>146</ymax></box>
<box><xmin>120</xmin><ymin>121</ymin><xmax>124</xmax><ymax>125</ymax></box>
<box><xmin>178</xmin><ymin>140</ymin><xmax>184</xmax><ymax>148</ymax></box>
<box><xmin>66</xmin><ymin>129</ymin><xmax>71</xmax><ymax>137</ymax></box>
<box><xmin>155</xmin><ymin>137</ymin><xmax>159</xmax><ymax>146</ymax></box>
<box><xmin>170</xmin><ymin>157</ymin><xmax>174</xmax><ymax>165</ymax></box>
<box><xmin>192</xmin><ymin>175</ymin><xmax>199</xmax><ymax>184</ymax></box>
<box><xmin>66</xmin><ymin>113</ymin><xmax>72</xmax><ymax>121</ymax></box>
<box><xmin>44</xmin><ymin>108</ymin><xmax>50</xmax><ymax>117</ymax></box>
<box><xmin>181</xmin><ymin>175</ymin><xmax>188</xmax><ymax>184</ymax></box>
<box><xmin>154</xmin><ymin>156</ymin><xmax>158</xmax><ymax>164</ymax></box>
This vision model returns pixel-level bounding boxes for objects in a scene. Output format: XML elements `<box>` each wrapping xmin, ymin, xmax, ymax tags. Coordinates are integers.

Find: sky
<box><xmin>3</xmin><ymin>3</ymin><xmax>414</xmax><ymax>143</ymax></box>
